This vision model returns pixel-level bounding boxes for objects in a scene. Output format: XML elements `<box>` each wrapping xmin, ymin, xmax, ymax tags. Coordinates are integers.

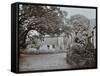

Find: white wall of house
<box><xmin>43</xmin><ymin>37</ymin><xmax>66</xmax><ymax>50</ymax></box>
<box><xmin>93</xmin><ymin>28</ymin><xmax>96</xmax><ymax>49</ymax></box>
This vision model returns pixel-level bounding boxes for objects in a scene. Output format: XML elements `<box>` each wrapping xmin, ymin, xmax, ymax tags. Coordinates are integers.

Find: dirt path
<box><xmin>19</xmin><ymin>53</ymin><xmax>71</xmax><ymax>71</ymax></box>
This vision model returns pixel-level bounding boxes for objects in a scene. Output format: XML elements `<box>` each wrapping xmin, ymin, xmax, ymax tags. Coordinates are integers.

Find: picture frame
<box><xmin>11</xmin><ymin>2</ymin><xmax>97</xmax><ymax>73</ymax></box>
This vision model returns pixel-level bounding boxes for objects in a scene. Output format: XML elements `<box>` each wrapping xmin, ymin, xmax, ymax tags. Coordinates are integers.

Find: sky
<box><xmin>61</xmin><ymin>7</ymin><xmax>96</xmax><ymax>19</ymax></box>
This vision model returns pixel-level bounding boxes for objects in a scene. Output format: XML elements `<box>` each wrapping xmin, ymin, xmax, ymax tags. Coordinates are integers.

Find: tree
<box><xmin>70</xmin><ymin>14</ymin><xmax>90</xmax><ymax>33</ymax></box>
<box><xmin>59</xmin><ymin>10</ymin><xmax>72</xmax><ymax>37</ymax></box>
<box><xmin>19</xmin><ymin>4</ymin><xmax>64</xmax><ymax>48</ymax></box>
<box><xmin>66</xmin><ymin>15</ymin><xmax>96</xmax><ymax>67</ymax></box>
<box><xmin>26</xmin><ymin>30</ymin><xmax>42</xmax><ymax>49</ymax></box>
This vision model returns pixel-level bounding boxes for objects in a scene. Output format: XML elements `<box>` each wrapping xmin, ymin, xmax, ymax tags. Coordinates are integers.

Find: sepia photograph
<box><xmin>18</xmin><ymin>3</ymin><xmax>97</xmax><ymax>72</ymax></box>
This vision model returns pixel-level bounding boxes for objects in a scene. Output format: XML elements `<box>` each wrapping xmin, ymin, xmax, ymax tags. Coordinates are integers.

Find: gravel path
<box><xmin>19</xmin><ymin>53</ymin><xmax>71</xmax><ymax>71</ymax></box>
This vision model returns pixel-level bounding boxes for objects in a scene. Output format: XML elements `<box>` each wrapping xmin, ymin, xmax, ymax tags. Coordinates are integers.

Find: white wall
<box><xmin>0</xmin><ymin>0</ymin><xmax>99</xmax><ymax>76</ymax></box>
<box><xmin>43</xmin><ymin>37</ymin><xmax>58</xmax><ymax>45</ymax></box>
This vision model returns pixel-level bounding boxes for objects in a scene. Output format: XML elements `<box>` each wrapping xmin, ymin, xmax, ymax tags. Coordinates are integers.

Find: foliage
<box><xmin>70</xmin><ymin>14</ymin><xmax>90</xmax><ymax>32</ymax></box>
<box><xmin>66</xmin><ymin>14</ymin><xmax>96</xmax><ymax>68</ymax></box>
<box><xmin>66</xmin><ymin>42</ymin><xmax>96</xmax><ymax>68</ymax></box>
<box><xmin>19</xmin><ymin>4</ymin><xmax>65</xmax><ymax>48</ymax></box>
<box><xmin>26</xmin><ymin>30</ymin><xmax>43</xmax><ymax>49</ymax></box>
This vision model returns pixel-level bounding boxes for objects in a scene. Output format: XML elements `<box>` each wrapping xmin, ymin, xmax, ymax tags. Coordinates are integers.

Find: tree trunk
<box><xmin>19</xmin><ymin>29</ymin><xmax>30</xmax><ymax>48</ymax></box>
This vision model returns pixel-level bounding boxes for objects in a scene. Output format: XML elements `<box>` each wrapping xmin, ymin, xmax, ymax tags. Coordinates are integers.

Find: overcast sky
<box><xmin>61</xmin><ymin>7</ymin><xmax>96</xmax><ymax>19</ymax></box>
